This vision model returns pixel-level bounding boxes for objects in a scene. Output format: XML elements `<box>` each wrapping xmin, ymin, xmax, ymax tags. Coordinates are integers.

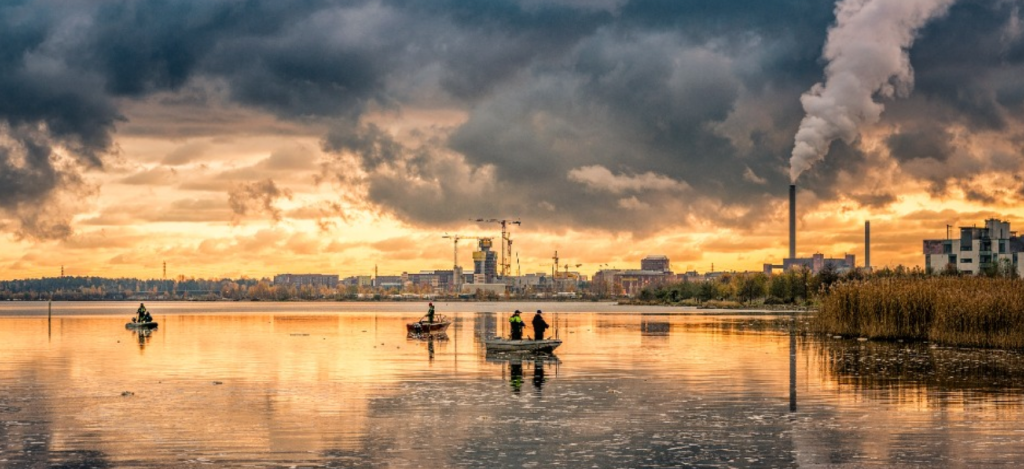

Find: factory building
<box><xmin>765</xmin><ymin>184</ymin><xmax>865</xmax><ymax>275</ymax></box>
<box><xmin>781</xmin><ymin>254</ymin><xmax>856</xmax><ymax>274</ymax></box>
<box><xmin>923</xmin><ymin>218</ymin><xmax>1024</xmax><ymax>276</ymax></box>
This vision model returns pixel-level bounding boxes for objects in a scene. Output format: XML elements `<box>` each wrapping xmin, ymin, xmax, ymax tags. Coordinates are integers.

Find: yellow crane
<box><xmin>562</xmin><ymin>263</ymin><xmax>583</xmax><ymax>279</ymax></box>
<box><xmin>472</xmin><ymin>218</ymin><xmax>521</xmax><ymax>277</ymax></box>
<box><xmin>442</xmin><ymin>233</ymin><xmax>489</xmax><ymax>294</ymax></box>
<box><xmin>550</xmin><ymin>250</ymin><xmax>582</xmax><ymax>292</ymax></box>
<box><xmin>552</xmin><ymin>250</ymin><xmax>559</xmax><ymax>280</ymax></box>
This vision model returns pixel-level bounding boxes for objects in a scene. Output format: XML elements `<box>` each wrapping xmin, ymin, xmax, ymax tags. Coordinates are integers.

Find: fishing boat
<box><xmin>483</xmin><ymin>337</ymin><xmax>562</xmax><ymax>354</ymax></box>
<box><xmin>125</xmin><ymin>321</ymin><xmax>158</xmax><ymax>329</ymax></box>
<box><xmin>406</xmin><ymin>314</ymin><xmax>451</xmax><ymax>337</ymax></box>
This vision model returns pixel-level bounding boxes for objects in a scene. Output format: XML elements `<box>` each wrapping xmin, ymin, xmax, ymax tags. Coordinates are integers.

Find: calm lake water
<box><xmin>3</xmin><ymin>301</ymin><xmax>1024</xmax><ymax>468</ymax></box>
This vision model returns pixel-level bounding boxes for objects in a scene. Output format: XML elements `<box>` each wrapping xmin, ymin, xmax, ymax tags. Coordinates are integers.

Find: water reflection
<box><xmin>131</xmin><ymin>327</ymin><xmax>155</xmax><ymax>350</ymax></box>
<box><xmin>533</xmin><ymin>359</ymin><xmax>546</xmax><ymax>391</ymax></box>
<box><xmin>407</xmin><ymin>333</ymin><xmax>449</xmax><ymax>361</ymax></box>
<box><xmin>509</xmin><ymin>360</ymin><xmax>523</xmax><ymax>392</ymax></box>
<box><xmin>817</xmin><ymin>337</ymin><xmax>1024</xmax><ymax>400</ymax></box>
<box><xmin>487</xmin><ymin>355</ymin><xmax>559</xmax><ymax>395</ymax></box>
<box><xmin>2</xmin><ymin>303</ymin><xmax>1024</xmax><ymax>467</ymax></box>
<box><xmin>640</xmin><ymin>313</ymin><xmax>670</xmax><ymax>335</ymax></box>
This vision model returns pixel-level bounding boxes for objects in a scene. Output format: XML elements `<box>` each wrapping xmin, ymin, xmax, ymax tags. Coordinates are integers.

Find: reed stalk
<box><xmin>813</xmin><ymin>276</ymin><xmax>1024</xmax><ymax>349</ymax></box>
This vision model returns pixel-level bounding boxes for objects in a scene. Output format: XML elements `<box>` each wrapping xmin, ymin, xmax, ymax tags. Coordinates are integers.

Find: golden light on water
<box><xmin>4</xmin><ymin>303</ymin><xmax>1024</xmax><ymax>466</ymax></box>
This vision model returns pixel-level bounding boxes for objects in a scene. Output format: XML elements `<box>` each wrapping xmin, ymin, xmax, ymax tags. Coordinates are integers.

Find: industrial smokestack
<box><xmin>865</xmin><ymin>221</ymin><xmax>871</xmax><ymax>270</ymax></box>
<box><xmin>789</xmin><ymin>184</ymin><xmax>796</xmax><ymax>260</ymax></box>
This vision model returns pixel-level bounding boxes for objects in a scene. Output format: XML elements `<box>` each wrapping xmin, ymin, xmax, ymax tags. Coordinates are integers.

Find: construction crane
<box><xmin>550</xmin><ymin>250</ymin><xmax>581</xmax><ymax>292</ymax></box>
<box><xmin>472</xmin><ymin>218</ymin><xmax>521</xmax><ymax>277</ymax></box>
<box><xmin>442</xmin><ymin>233</ymin><xmax>489</xmax><ymax>294</ymax></box>
<box><xmin>551</xmin><ymin>251</ymin><xmax>559</xmax><ymax>280</ymax></box>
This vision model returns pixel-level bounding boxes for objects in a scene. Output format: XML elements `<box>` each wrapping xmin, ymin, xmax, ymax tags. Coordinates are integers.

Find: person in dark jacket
<box><xmin>509</xmin><ymin>310</ymin><xmax>525</xmax><ymax>340</ymax></box>
<box><xmin>426</xmin><ymin>302</ymin><xmax>435</xmax><ymax>323</ymax></box>
<box><xmin>532</xmin><ymin>310</ymin><xmax>549</xmax><ymax>340</ymax></box>
<box><xmin>135</xmin><ymin>303</ymin><xmax>149</xmax><ymax>323</ymax></box>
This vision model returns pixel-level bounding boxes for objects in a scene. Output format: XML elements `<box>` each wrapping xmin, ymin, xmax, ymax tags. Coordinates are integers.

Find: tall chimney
<box><xmin>865</xmin><ymin>221</ymin><xmax>871</xmax><ymax>270</ymax></box>
<box><xmin>789</xmin><ymin>184</ymin><xmax>796</xmax><ymax>260</ymax></box>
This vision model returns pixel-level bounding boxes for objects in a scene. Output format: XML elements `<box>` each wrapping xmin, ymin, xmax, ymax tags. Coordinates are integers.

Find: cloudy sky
<box><xmin>2</xmin><ymin>0</ymin><xmax>1023</xmax><ymax>280</ymax></box>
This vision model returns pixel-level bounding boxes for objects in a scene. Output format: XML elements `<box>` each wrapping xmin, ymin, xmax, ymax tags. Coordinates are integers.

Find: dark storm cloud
<box><xmin>387</xmin><ymin>0</ymin><xmax>614</xmax><ymax>100</ymax></box>
<box><xmin>227</xmin><ymin>178</ymin><xmax>293</xmax><ymax>222</ymax></box>
<box><xmin>885</xmin><ymin>126</ymin><xmax>955</xmax><ymax>163</ymax></box>
<box><xmin>910</xmin><ymin>0</ymin><xmax>1024</xmax><ymax>129</ymax></box>
<box><xmin>876</xmin><ymin>0</ymin><xmax>1024</xmax><ymax>194</ymax></box>
<box><xmin>320</xmin><ymin>0</ymin><xmax>1024</xmax><ymax>232</ymax></box>
<box><xmin>0</xmin><ymin>125</ymin><xmax>94</xmax><ymax>240</ymax></box>
<box><xmin>4</xmin><ymin>0</ymin><xmax>1024</xmax><ymax>238</ymax></box>
<box><xmin>0</xmin><ymin>3</ymin><xmax>114</xmax><ymax>238</ymax></box>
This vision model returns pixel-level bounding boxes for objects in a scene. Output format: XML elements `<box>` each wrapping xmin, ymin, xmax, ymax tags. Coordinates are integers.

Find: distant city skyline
<box><xmin>2</xmin><ymin>1</ymin><xmax>1023</xmax><ymax>281</ymax></box>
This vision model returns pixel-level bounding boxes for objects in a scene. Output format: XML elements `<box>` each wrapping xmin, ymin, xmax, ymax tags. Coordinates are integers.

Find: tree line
<box><xmin>632</xmin><ymin>262</ymin><xmax>1020</xmax><ymax>307</ymax></box>
<box><xmin>3</xmin><ymin>262</ymin><xmax>1016</xmax><ymax>303</ymax></box>
<box><xmin>0</xmin><ymin>276</ymin><xmax>353</xmax><ymax>301</ymax></box>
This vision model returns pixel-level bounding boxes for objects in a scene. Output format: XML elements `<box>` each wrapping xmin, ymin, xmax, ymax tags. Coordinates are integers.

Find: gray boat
<box><xmin>125</xmin><ymin>321</ymin><xmax>158</xmax><ymax>329</ymax></box>
<box><xmin>483</xmin><ymin>337</ymin><xmax>562</xmax><ymax>353</ymax></box>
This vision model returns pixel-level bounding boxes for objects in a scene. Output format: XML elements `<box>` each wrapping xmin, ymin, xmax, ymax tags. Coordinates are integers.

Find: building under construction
<box><xmin>472</xmin><ymin>238</ymin><xmax>498</xmax><ymax>284</ymax></box>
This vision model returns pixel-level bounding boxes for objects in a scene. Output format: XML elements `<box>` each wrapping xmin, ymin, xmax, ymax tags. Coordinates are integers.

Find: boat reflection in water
<box><xmin>129</xmin><ymin>327</ymin><xmax>155</xmax><ymax>350</ymax></box>
<box><xmin>489</xmin><ymin>355</ymin><xmax>559</xmax><ymax>394</ymax></box>
<box><xmin>407</xmin><ymin>332</ymin><xmax>448</xmax><ymax>361</ymax></box>
<box><xmin>9</xmin><ymin>305</ymin><xmax>1024</xmax><ymax>467</ymax></box>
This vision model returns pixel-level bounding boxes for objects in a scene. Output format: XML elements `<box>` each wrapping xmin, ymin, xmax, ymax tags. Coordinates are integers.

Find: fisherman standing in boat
<box><xmin>426</xmin><ymin>302</ymin><xmax>435</xmax><ymax>323</ymax></box>
<box><xmin>532</xmin><ymin>309</ymin><xmax>548</xmax><ymax>340</ymax></box>
<box><xmin>135</xmin><ymin>303</ymin><xmax>150</xmax><ymax>323</ymax></box>
<box><xmin>509</xmin><ymin>310</ymin><xmax>525</xmax><ymax>340</ymax></box>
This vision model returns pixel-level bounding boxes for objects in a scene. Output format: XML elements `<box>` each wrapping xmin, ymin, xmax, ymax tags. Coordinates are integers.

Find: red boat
<box><xmin>406</xmin><ymin>314</ymin><xmax>451</xmax><ymax>337</ymax></box>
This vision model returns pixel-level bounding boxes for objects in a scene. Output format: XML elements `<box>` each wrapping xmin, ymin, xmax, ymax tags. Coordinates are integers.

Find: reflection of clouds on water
<box><xmin>355</xmin><ymin>372</ymin><xmax>802</xmax><ymax>467</ymax></box>
<box><xmin>2</xmin><ymin>308</ymin><xmax>1024</xmax><ymax>467</ymax></box>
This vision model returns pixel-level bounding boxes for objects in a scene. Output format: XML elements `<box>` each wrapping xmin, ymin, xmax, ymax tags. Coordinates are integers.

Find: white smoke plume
<box><xmin>789</xmin><ymin>0</ymin><xmax>955</xmax><ymax>182</ymax></box>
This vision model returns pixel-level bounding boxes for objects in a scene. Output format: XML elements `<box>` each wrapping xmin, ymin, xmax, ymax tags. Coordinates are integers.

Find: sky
<box><xmin>2</xmin><ymin>0</ymin><xmax>1024</xmax><ymax>281</ymax></box>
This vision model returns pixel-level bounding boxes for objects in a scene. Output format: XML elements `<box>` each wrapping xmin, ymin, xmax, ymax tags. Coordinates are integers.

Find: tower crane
<box><xmin>563</xmin><ymin>263</ymin><xmax>583</xmax><ymax>278</ymax></box>
<box><xmin>550</xmin><ymin>250</ymin><xmax>581</xmax><ymax>292</ymax></box>
<box><xmin>552</xmin><ymin>250</ymin><xmax>559</xmax><ymax>280</ymax></box>
<box><xmin>442</xmin><ymin>233</ymin><xmax>488</xmax><ymax>294</ymax></box>
<box><xmin>472</xmin><ymin>218</ymin><xmax>521</xmax><ymax>277</ymax></box>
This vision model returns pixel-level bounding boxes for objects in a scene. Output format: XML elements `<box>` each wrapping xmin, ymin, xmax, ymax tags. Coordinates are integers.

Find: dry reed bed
<box><xmin>814</xmin><ymin>276</ymin><xmax>1024</xmax><ymax>349</ymax></box>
